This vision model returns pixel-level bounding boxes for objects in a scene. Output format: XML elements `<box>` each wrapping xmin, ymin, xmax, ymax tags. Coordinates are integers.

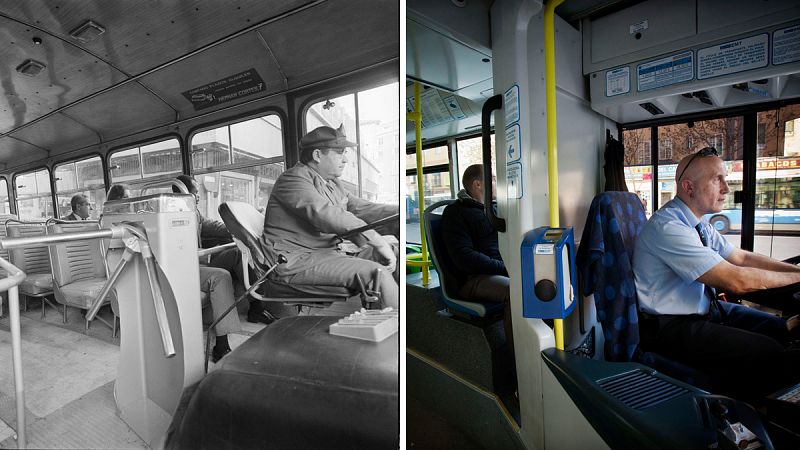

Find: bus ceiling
<box><xmin>0</xmin><ymin>0</ymin><xmax>399</xmax><ymax>171</ymax></box>
<box><xmin>407</xmin><ymin>0</ymin><xmax>800</xmax><ymax>144</ymax></box>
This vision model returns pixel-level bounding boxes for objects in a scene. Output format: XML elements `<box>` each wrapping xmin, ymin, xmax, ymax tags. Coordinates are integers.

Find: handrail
<box><xmin>0</xmin><ymin>256</ymin><xmax>28</xmax><ymax>448</ymax></box>
<box><xmin>45</xmin><ymin>218</ymin><xmax>101</xmax><ymax>226</ymax></box>
<box><xmin>545</xmin><ymin>0</ymin><xmax>566</xmax><ymax>351</ymax></box>
<box><xmin>406</xmin><ymin>82</ymin><xmax>432</xmax><ymax>285</ymax></box>
<box><xmin>140</xmin><ymin>179</ymin><xmax>189</xmax><ymax>196</ymax></box>
<box><xmin>481</xmin><ymin>94</ymin><xmax>505</xmax><ymax>232</ymax></box>
<box><xmin>197</xmin><ymin>242</ymin><xmax>237</xmax><ymax>259</ymax></box>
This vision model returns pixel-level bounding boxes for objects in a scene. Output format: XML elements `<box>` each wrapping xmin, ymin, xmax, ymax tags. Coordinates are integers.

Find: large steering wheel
<box><xmin>337</xmin><ymin>213</ymin><xmax>400</xmax><ymax>240</ymax></box>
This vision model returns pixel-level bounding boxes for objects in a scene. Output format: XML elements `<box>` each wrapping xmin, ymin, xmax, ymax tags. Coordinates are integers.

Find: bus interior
<box><xmin>0</xmin><ymin>1</ymin><xmax>400</xmax><ymax>448</ymax></box>
<box><xmin>407</xmin><ymin>0</ymin><xmax>800</xmax><ymax>449</ymax></box>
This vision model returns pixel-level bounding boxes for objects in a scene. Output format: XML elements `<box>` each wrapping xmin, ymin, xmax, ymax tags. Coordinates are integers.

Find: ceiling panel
<box><xmin>0</xmin><ymin>15</ymin><xmax>124</xmax><ymax>134</ymax></box>
<box><xmin>258</xmin><ymin>0</ymin><xmax>399</xmax><ymax>89</ymax></box>
<box><xmin>138</xmin><ymin>32</ymin><xmax>286</xmax><ymax>119</ymax></box>
<box><xmin>10</xmin><ymin>113</ymin><xmax>99</xmax><ymax>154</ymax></box>
<box><xmin>0</xmin><ymin>136</ymin><xmax>48</xmax><ymax>167</ymax></box>
<box><xmin>62</xmin><ymin>83</ymin><xmax>175</xmax><ymax>143</ymax></box>
<box><xmin>0</xmin><ymin>0</ymin><xmax>309</xmax><ymax>76</ymax></box>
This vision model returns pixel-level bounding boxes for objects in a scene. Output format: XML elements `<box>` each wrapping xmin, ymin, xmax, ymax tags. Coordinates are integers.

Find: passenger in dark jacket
<box><xmin>441</xmin><ymin>164</ymin><xmax>513</xmax><ymax>355</ymax></box>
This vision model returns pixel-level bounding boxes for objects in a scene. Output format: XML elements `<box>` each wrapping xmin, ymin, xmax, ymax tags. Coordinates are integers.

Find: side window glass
<box><xmin>109</xmin><ymin>138</ymin><xmax>182</xmax><ymax>196</ymax></box>
<box><xmin>55</xmin><ymin>156</ymin><xmax>105</xmax><ymax>219</ymax></box>
<box><xmin>15</xmin><ymin>168</ymin><xmax>53</xmax><ymax>220</ymax></box>
<box><xmin>190</xmin><ymin>113</ymin><xmax>285</xmax><ymax>222</ymax></box>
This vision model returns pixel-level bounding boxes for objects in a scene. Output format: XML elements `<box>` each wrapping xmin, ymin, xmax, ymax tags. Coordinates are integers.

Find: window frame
<box><xmin>106</xmin><ymin>133</ymin><xmax>185</xmax><ymax>190</ymax></box>
<box><xmin>13</xmin><ymin>166</ymin><xmax>54</xmax><ymax>220</ymax></box>
<box><xmin>53</xmin><ymin>153</ymin><xmax>108</xmax><ymax>220</ymax></box>
<box><xmin>186</xmin><ymin>107</ymin><xmax>288</xmax><ymax>177</ymax></box>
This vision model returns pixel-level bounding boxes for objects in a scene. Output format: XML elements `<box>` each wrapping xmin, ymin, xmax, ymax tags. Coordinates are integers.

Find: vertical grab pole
<box><xmin>8</xmin><ymin>284</ymin><xmax>26</xmax><ymax>448</ymax></box>
<box><xmin>409</xmin><ymin>82</ymin><xmax>430</xmax><ymax>285</ymax></box>
<box><xmin>545</xmin><ymin>0</ymin><xmax>566</xmax><ymax>350</ymax></box>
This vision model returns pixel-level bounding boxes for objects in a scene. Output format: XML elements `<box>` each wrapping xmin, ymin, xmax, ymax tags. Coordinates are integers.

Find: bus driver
<box><xmin>259</xmin><ymin>125</ymin><xmax>399</xmax><ymax>309</ymax></box>
<box><xmin>633</xmin><ymin>147</ymin><xmax>800</xmax><ymax>399</ymax></box>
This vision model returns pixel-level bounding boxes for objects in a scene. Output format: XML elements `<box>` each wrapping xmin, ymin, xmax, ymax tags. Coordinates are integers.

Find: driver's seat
<box><xmin>218</xmin><ymin>202</ymin><xmax>352</xmax><ymax>305</ymax></box>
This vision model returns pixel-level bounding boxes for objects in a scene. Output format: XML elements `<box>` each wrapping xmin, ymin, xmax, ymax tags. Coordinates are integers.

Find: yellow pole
<box><xmin>545</xmin><ymin>0</ymin><xmax>565</xmax><ymax>350</ymax></box>
<box><xmin>406</xmin><ymin>82</ymin><xmax>430</xmax><ymax>285</ymax></box>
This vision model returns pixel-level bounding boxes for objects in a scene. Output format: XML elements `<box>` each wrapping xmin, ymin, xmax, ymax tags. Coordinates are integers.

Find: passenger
<box><xmin>634</xmin><ymin>147</ymin><xmax>800</xmax><ymax>399</ymax></box>
<box><xmin>173</xmin><ymin>175</ymin><xmax>273</xmax><ymax>324</ymax></box>
<box><xmin>440</xmin><ymin>164</ymin><xmax>513</xmax><ymax>356</ymax></box>
<box><xmin>260</xmin><ymin>125</ymin><xmax>399</xmax><ymax>309</ymax></box>
<box><xmin>63</xmin><ymin>194</ymin><xmax>92</xmax><ymax>220</ymax></box>
<box><xmin>106</xmin><ymin>184</ymin><xmax>129</xmax><ymax>201</ymax></box>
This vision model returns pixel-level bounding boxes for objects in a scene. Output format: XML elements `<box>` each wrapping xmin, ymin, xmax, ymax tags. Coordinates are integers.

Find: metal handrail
<box><xmin>0</xmin><ymin>256</ymin><xmax>28</xmax><ymax>448</ymax></box>
<box><xmin>197</xmin><ymin>242</ymin><xmax>237</xmax><ymax>259</ymax></box>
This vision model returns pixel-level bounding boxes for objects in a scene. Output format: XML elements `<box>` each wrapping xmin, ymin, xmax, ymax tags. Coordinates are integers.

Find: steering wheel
<box><xmin>337</xmin><ymin>213</ymin><xmax>400</xmax><ymax>240</ymax></box>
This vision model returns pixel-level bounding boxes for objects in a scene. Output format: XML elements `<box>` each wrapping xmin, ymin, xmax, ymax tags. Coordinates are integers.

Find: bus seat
<box><xmin>576</xmin><ymin>192</ymin><xmax>716</xmax><ymax>391</ymax></box>
<box><xmin>6</xmin><ymin>222</ymin><xmax>57</xmax><ymax>317</ymax></box>
<box><xmin>423</xmin><ymin>200</ymin><xmax>503</xmax><ymax>318</ymax></box>
<box><xmin>47</xmin><ymin>222</ymin><xmax>118</xmax><ymax>335</ymax></box>
<box><xmin>0</xmin><ymin>215</ymin><xmax>17</xmax><ymax>317</ymax></box>
<box><xmin>218</xmin><ymin>202</ymin><xmax>351</xmax><ymax>305</ymax></box>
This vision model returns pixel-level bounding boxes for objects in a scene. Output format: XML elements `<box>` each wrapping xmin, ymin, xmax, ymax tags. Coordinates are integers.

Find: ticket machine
<box><xmin>101</xmin><ymin>193</ymin><xmax>203</xmax><ymax>448</ymax></box>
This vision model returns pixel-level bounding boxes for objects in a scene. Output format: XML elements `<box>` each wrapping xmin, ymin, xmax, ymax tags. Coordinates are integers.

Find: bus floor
<box><xmin>0</xmin><ymin>296</ymin><xmax>365</xmax><ymax>449</ymax></box>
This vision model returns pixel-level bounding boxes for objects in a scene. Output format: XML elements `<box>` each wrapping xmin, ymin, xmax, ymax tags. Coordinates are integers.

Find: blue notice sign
<box><xmin>183</xmin><ymin>69</ymin><xmax>266</xmax><ymax>111</ymax></box>
<box><xmin>505</xmin><ymin>124</ymin><xmax>521</xmax><ymax>162</ymax></box>
<box><xmin>637</xmin><ymin>51</ymin><xmax>693</xmax><ymax>92</ymax></box>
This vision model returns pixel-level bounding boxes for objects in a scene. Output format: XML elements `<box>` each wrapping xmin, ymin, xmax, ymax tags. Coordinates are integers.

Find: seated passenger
<box><xmin>106</xmin><ymin>184</ymin><xmax>130</xmax><ymax>201</ymax></box>
<box><xmin>63</xmin><ymin>194</ymin><xmax>92</xmax><ymax>220</ymax></box>
<box><xmin>634</xmin><ymin>148</ymin><xmax>800</xmax><ymax>399</ymax></box>
<box><xmin>260</xmin><ymin>125</ymin><xmax>399</xmax><ymax>309</ymax></box>
<box><xmin>441</xmin><ymin>164</ymin><xmax>513</xmax><ymax>355</ymax></box>
<box><xmin>173</xmin><ymin>175</ymin><xmax>273</xmax><ymax>324</ymax></box>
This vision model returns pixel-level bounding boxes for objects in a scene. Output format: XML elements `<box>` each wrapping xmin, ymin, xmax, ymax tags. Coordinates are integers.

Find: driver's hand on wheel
<box><xmin>372</xmin><ymin>240</ymin><xmax>396</xmax><ymax>274</ymax></box>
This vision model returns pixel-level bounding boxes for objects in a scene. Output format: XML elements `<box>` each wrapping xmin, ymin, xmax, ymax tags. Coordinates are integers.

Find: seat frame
<box><xmin>4</xmin><ymin>219</ymin><xmax>58</xmax><ymax>319</ymax></box>
<box><xmin>218</xmin><ymin>201</ymin><xmax>377</xmax><ymax>309</ymax></box>
<box><xmin>422</xmin><ymin>200</ymin><xmax>503</xmax><ymax>318</ymax></box>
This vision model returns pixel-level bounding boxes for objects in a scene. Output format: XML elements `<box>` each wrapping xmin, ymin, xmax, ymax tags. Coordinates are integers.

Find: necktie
<box><xmin>695</xmin><ymin>223</ymin><xmax>726</xmax><ymax>321</ymax></box>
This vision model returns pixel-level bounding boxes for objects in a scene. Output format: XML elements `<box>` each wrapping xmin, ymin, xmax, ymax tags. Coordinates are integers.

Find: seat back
<box><xmin>7</xmin><ymin>222</ymin><xmax>52</xmax><ymax>275</ymax></box>
<box><xmin>47</xmin><ymin>222</ymin><xmax>106</xmax><ymax>287</ymax></box>
<box><xmin>576</xmin><ymin>192</ymin><xmax>646</xmax><ymax>362</ymax></box>
<box><xmin>423</xmin><ymin>200</ymin><xmax>502</xmax><ymax>318</ymax></box>
<box><xmin>218</xmin><ymin>202</ymin><xmax>351</xmax><ymax>300</ymax></box>
<box><xmin>0</xmin><ymin>215</ymin><xmax>18</xmax><ymax>277</ymax></box>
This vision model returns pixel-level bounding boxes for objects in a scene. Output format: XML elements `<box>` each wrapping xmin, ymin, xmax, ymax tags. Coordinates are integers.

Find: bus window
<box><xmin>751</xmin><ymin>105</ymin><xmax>800</xmax><ymax>259</ymax></box>
<box><xmin>456</xmin><ymin>134</ymin><xmax>496</xmax><ymax>189</ymax></box>
<box><xmin>622</xmin><ymin>128</ymin><xmax>652</xmax><ymax>216</ymax></box>
<box><xmin>54</xmin><ymin>156</ymin><xmax>106</xmax><ymax>220</ymax></box>
<box><xmin>190</xmin><ymin>113</ymin><xmax>285</xmax><ymax>221</ymax></box>
<box><xmin>109</xmin><ymin>138</ymin><xmax>182</xmax><ymax>196</ymax></box>
<box><xmin>305</xmin><ymin>81</ymin><xmax>400</xmax><ymax>202</ymax></box>
<box><xmin>15</xmin><ymin>168</ymin><xmax>53</xmax><ymax>220</ymax></box>
<box><xmin>0</xmin><ymin>178</ymin><xmax>10</xmax><ymax>215</ymax></box>
<box><xmin>656</xmin><ymin>118</ymin><xmax>743</xmax><ymax>213</ymax></box>
<box><xmin>405</xmin><ymin>143</ymin><xmax>451</xmax><ymax>244</ymax></box>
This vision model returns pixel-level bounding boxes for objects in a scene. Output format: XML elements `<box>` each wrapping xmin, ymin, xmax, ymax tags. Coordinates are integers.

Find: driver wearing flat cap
<box><xmin>259</xmin><ymin>125</ymin><xmax>399</xmax><ymax>308</ymax></box>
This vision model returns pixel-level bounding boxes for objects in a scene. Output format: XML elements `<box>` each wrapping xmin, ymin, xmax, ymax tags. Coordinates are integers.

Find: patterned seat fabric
<box><xmin>576</xmin><ymin>192</ymin><xmax>646</xmax><ymax>362</ymax></box>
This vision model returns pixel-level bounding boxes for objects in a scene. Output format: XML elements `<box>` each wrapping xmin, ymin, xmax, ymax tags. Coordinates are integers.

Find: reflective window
<box><xmin>15</xmin><ymin>168</ymin><xmax>53</xmax><ymax>220</ymax></box>
<box><xmin>622</xmin><ymin>128</ymin><xmax>651</xmax><ymax>215</ymax></box>
<box><xmin>109</xmin><ymin>138</ymin><xmax>182</xmax><ymax>196</ymax></box>
<box><xmin>406</xmin><ymin>172</ymin><xmax>452</xmax><ymax>244</ymax></box>
<box><xmin>0</xmin><ymin>179</ymin><xmax>10</xmax><ymax>215</ymax></box>
<box><xmin>191</xmin><ymin>113</ymin><xmax>285</xmax><ymax>222</ymax></box>
<box><xmin>456</xmin><ymin>135</ymin><xmax>495</xmax><ymax>190</ymax></box>
<box><xmin>54</xmin><ymin>156</ymin><xmax>105</xmax><ymax>219</ymax></box>
<box><xmin>305</xmin><ymin>81</ymin><xmax>400</xmax><ymax>204</ymax></box>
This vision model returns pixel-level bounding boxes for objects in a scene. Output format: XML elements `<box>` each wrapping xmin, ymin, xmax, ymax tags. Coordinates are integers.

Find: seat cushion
<box><xmin>262</xmin><ymin>279</ymin><xmax>351</xmax><ymax>299</ymax></box>
<box><xmin>20</xmin><ymin>273</ymin><xmax>53</xmax><ymax>295</ymax></box>
<box><xmin>56</xmin><ymin>278</ymin><xmax>115</xmax><ymax>309</ymax></box>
